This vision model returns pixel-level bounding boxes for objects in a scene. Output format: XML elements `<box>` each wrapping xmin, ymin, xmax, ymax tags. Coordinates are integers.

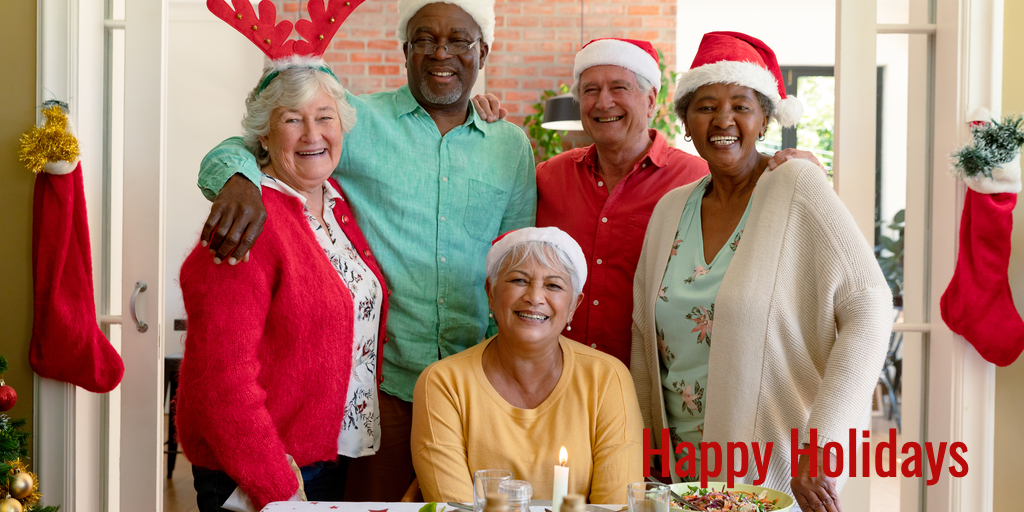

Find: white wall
<box><xmin>164</xmin><ymin>0</ymin><xmax>265</xmax><ymax>356</ymax></box>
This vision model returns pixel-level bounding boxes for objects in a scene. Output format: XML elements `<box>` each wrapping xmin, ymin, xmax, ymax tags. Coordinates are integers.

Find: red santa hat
<box><xmin>397</xmin><ymin>0</ymin><xmax>495</xmax><ymax>45</ymax></box>
<box><xmin>573</xmin><ymin>38</ymin><xmax>661</xmax><ymax>92</ymax></box>
<box><xmin>675</xmin><ymin>31</ymin><xmax>803</xmax><ymax>127</ymax></box>
<box><xmin>487</xmin><ymin>227</ymin><xmax>588</xmax><ymax>291</ymax></box>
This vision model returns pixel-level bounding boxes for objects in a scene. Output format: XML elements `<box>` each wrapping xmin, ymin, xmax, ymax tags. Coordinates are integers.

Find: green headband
<box><xmin>257</xmin><ymin>65</ymin><xmax>341</xmax><ymax>96</ymax></box>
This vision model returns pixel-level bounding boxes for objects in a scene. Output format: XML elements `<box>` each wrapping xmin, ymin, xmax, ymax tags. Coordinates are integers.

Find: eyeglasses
<box><xmin>410</xmin><ymin>38</ymin><xmax>482</xmax><ymax>56</ymax></box>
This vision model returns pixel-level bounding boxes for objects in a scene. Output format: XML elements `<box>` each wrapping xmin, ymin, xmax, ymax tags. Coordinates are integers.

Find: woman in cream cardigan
<box><xmin>630</xmin><ymin>32</ymin><xmax>892</xmax><ymax>512</ymax></box>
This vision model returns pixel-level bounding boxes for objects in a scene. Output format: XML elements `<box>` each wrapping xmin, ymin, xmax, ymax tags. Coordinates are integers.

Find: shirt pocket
<box><xmin>464</xmin><ymin>179</ymin><xmax>509</xmax><ymax>242</ymax></box>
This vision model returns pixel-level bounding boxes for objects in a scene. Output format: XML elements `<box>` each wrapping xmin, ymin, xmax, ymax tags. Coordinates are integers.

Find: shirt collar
<box><xmin>396</xmin><ymin>84</ymin><xmax>489</xmax><ymax>136</ymax></box>
<box><xmin>575</xmin><ymin>129</ymin><xmax>669</xmax><ymax>170</ymax></box>
<box><xmin>261</xmin><ymin>173</ymin><xmax>341</xmax><ymax>208</ymax></box>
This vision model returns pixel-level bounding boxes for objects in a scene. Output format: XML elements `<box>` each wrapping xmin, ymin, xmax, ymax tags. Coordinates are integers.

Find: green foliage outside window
<box><xmin>875</xmin><ymin>209</ymin><xmax>905</xmax><ymax>305</ymax></box>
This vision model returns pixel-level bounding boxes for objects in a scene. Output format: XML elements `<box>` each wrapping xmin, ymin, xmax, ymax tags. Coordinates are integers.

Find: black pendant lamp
<box><xmin>541</xmin><ymin>0</ymin><xmax>585</xmax><ymax>131</ymax></box>
<box><xmin>541</xmin><ymin>94</ymin><xmax>583</xmax><ymax>131</ymax></box>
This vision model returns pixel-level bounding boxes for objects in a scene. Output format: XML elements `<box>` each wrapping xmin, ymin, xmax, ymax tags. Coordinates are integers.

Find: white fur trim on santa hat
<box><xmin>573</xmin><ymin>39</ymin><xmax>661</xmax><ymax>93</ymax></box>
<box><xmin>965</xmin><ymin>153</ymin><xmax>1023</xmax><ymax>194</ymax></box>
<box><xmin>486</xmin><ymin>227</ymin><xmax>588</xmax><ymax>292</ymax></box>
<box><xmin>43</xmin><ymin>160</ymin><xmax>79</xmax><ymax>175</ymax></box>
<box><xmin>396</xmin><ymin>0</ymin><xmax>495</xmax><ymax>45</ymax></box>
<box><xmin>674</xmin><ymin>60</ymin><xmax>805</xmax><ymax>127</ymax></box>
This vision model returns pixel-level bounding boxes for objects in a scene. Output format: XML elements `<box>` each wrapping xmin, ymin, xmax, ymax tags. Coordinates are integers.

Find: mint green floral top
<box><xmin>655</xmin><ymin>174</ymin><xmax>752</xmax><ymax>478</ymax></box>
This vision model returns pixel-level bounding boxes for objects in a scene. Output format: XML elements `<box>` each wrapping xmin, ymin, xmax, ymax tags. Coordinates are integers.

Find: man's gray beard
<box><xmin>418</xmin><ymin>79</ymin><xmax>463</xmax><ymax>105</ymax></box>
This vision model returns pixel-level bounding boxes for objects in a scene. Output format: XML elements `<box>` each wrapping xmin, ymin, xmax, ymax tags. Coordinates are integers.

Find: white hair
<box><xmin>570</xmin><ymin>68</ymin><xmax>656</xmax><ymax>106</ymax></box>
<box><xmin>488</xmin><ymin>241</ymin><xmax>582</xmax><ymax>297</ymax></box>
<box><xmin>242</xmin><ymin>56</ymin><xmax>358</xmax><ymax>167</ymax></box>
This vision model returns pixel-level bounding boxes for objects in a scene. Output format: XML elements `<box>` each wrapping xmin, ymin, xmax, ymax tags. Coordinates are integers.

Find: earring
<box><xmin>488</xmin><ymin>311</ymin><xmax>494</xmax><ymax>318</ymax></box>
<box><xmin>566</xmin><ymin>319</ymin><xmax>572</xmax><ymax>331</ymax></box>
<box><xmin>262</xmin><ymin>145</ymin><xmax>268</xmax><ymax>150</ymax></box>
<box><xmin>683</xmin><ymin>134</ymin><xmax>692</xmax><ymax>142</ymax></box>
<box><xmin>757</xmin><ymin>133</ymin><xmax>765</xmax><ymax>141</ymax></box>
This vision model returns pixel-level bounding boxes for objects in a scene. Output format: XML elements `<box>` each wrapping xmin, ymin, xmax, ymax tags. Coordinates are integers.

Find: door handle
<box><xmin>129</xmin><ymin>280</ymin><xmax>149</xmax><ymax>333</ymax></box>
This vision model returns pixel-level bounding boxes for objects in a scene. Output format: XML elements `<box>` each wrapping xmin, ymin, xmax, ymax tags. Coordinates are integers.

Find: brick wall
<box><xmin>274</xmin><ymin>0</ymin><xmax>676</xmax><ymax>139</ymax></box>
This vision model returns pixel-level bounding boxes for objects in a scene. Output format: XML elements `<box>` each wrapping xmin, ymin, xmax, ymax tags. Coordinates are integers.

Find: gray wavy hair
<box><xmin>487</xmin><ymin>241</ymin><xmax>583</xmax><ymax>297</ymax></box>
<box><xmin>242</xmin><ymin>56</ymin><xmax>358</xmax><ymax>167</ymax></box>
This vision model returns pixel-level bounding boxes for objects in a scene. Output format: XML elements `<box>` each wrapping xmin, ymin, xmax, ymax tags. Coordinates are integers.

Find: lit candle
<box><xmin>553</xmin><ymin>447</ymin><xmax>569</xmax><ymax>512</ymax></box>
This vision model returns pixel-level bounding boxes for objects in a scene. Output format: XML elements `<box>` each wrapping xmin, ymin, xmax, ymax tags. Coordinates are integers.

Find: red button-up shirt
<box><xmin>535</xmin><ymin>130</ymin><xmax>709</xmax><ymax>366</ymax></box>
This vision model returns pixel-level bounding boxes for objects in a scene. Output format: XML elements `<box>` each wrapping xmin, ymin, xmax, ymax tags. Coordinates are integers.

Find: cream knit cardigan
<box><xmin>630</xmin><ymin>159</ymin><xmax>892</xmax><ymax>495</ymax></box>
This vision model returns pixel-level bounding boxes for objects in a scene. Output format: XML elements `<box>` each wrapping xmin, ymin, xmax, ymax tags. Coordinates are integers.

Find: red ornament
<box><xmin>0</xmin><ymin>379</ymin><xmax>17</xmax><ymax>411</ymax></box>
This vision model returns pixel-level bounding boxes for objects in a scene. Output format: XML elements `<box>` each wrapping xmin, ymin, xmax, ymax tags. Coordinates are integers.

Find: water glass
<box><xmin>473</xmin><ymin>469</ymin><xmax>513</xmax><ymax>512</ymax></box>
<box><xmin>498</xmin><ymin>480</ymin><xmax>533</xmax><ymax>512</ymax></box>
<box><xmin>627</xmin><ymin>482</ymin><xmax>670</xmax><ymax>512</ymax></box>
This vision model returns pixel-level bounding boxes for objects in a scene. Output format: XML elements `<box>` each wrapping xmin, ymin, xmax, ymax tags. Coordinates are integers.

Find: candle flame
<box><xmin>559</xmin><ymin>446</ymin><xmax>568</xmax><ymax>466</ymax></box>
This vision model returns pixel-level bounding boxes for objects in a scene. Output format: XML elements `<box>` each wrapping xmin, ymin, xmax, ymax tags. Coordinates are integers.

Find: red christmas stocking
<box><xmin>940</xmin><ymin>189</ymin><xmax>1024</xmax><ymax>366</ymax></box>
<box><xmin>31</xmin><ymin>162</ymin><xmax>125</xmax><ymax>393</ymax></box>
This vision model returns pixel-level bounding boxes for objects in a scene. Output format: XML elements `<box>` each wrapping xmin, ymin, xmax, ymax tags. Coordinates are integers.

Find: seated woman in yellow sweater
<box><xmin>412</xmin><ymin>227</ymin><xmax>644</xmax><ymax>503</ymax></box>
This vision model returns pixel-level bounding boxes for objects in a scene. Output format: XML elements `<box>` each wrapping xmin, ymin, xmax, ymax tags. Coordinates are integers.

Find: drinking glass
<box><xmin>498</xmin><ymin>480</ymin><xmax>533</xmax><ymax>512</ymax></box>
<box><xmin>473</xmin><ymin>469</ymin><xmax>513</xmax><ymax>512</ymax></box>
<box><xmin>627</xmin><ymin>482</ymin><xmax>670</xmax><ymax>512</ymax></box>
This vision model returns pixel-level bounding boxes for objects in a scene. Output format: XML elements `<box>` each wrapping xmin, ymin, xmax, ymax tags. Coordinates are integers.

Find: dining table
<box><xmin>262</xmin><ymin>502</ymin><xmax>625</xmax><ymax>512</ymax></box>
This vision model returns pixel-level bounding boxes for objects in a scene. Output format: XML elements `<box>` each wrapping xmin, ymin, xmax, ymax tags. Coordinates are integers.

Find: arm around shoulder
<box><xmin>198</xmin><ymin>136</ymin><xmax>262</xmax><ymax>201</ymax></box>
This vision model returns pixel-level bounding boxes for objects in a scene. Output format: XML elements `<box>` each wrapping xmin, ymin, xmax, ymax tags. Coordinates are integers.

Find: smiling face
<box><xmin>487</xmin><ymin>248</ymin><xmax>583</xmax><ymax>347</ymax></box>
<box><xmin>577</xmin><ymin>65</ymin><xmax>657</xmax><ymax>148</ymax></box>
<box><xmin>683</xmin><ymin>82</ymin><xmax>769</xmax><ymax>175</ymax></box>
<box><xmin>403</xmin><ymin>3</ymin><xmax>488</xmax><ymax>109</ymax></box>
<box><xmin>259</xmin><ymin>89</ymin><xmax>343</xmax><ymax>192</ymax></box>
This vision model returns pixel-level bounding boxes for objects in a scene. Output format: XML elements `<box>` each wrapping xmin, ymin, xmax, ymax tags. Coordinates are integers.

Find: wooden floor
<box><xmin>164</xmin><ymin>414</ymin><xmax>199</xmax><ymax>512</ymax></box>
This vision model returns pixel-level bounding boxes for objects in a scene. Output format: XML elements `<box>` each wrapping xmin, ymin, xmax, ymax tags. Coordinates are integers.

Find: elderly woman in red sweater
<box><xmin>175</xmin><ymin>56</ymin><xmax>388</xmax><ymax>512</ymax></box>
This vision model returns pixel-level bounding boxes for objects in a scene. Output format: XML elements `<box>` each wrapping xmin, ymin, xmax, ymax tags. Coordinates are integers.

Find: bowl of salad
<box><xmin>668</xmin><ymin>482</ymin><xmax>794</xmax><ymax>512</ymax></box>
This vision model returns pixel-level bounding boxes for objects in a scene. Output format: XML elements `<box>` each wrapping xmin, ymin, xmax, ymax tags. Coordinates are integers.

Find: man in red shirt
<box><xmin>537</xmin><ymin>38</ymin><xmax>818</xmax><ymax>366</ymax></box>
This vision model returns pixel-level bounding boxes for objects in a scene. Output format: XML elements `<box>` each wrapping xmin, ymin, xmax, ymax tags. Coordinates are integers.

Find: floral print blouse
<box><xmin>262</xmin><ymin>174</ymin><xmax>382</xmax><ymax>458</ymax></box>
<box><xmin>655</xmin><ymin>174</ymin><xmax>751</xmax><ymax>478</ymax></box>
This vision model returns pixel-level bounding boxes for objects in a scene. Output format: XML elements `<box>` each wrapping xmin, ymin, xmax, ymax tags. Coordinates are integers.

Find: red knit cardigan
<box><xmin>175</xmin><ymin>180</ymin><xmax>388</xmax><ymax>510</ymax></box>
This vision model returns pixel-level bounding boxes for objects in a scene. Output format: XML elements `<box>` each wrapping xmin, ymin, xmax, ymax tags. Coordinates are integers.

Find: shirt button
<box><xmin>440</xmin><ymin>216</ymin><xmax>446</xmax><ymax>222</ymax></box>
<box><xmin>596</xmin><ymin>259</ymin><xmax>602</xmax><ymax>265</ymax></box>
<box><xmin>439</xmin><ymin>298</ymin><xmax>445</xmax><ymax>304</ymax></box>
<box><xmin>591</xmin><ymin>343</ymin><xmax>598</xmax><ymax>349</ymax></box>
<box><xmin>593</xmin><ymin>300</ymin><xmax>599</xmax><ymax>306</ymax></box>
<box><xmin>442</xmin><ymin>176</ymin><xmax>448</xmax><ymax>182</ymax></box>
<box><xmin>440</xmin><ymin>256</ymin><xmax>447</xmax><ymax>263</ymax></box>
<box><xmin>601</xmin><ymin>217</ymin><xmax>608</xmax><ymax>223</ymax></box>
<box><xmin>341</xmin><ymin>215</ymin><xmax>349</xmax><ymax>224</ymax></box>
<box><xmin>642</xmin><ymin>163</ymin><xmax>647</xmax><ymax>168</ymax></box>
<box><xmin>597</xmin><ymin>181</ymin><xmax>604</xmax><ymax>187</ymax></box>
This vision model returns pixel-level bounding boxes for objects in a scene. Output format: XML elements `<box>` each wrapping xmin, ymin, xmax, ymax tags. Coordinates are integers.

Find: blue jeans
<box><xmin>192</xmin><ymin>456</ymin><xmax>348</xmax><ymax>511</ymax></box>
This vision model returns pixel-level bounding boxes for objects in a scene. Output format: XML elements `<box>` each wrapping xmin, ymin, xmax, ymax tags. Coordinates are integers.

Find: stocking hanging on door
<box><xmin>20</xmin><ymin>103</ymin><xmax>125</xmax><ymax>393</ymax></box>
<box><xmin>941</xmin><ymin>113</ymin><xmax>1024</xmax><ymax>367</ymax></box>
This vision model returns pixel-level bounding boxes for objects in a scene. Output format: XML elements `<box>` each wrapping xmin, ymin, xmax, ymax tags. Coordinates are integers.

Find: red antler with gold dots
<box><xmin>208</xmin><ymin>0</ymin><xmax>366</xmax><ymax>60</ymax></box>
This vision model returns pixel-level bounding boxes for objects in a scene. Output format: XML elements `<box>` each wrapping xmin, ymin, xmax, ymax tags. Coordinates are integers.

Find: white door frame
<box><xmin>834</xmin><ymin>0</ymin><xmax>1000</xmax><ymax>511</ymax></box>
<box><xmin>34</xmin><ymin>0</ymin><xmax>167</xmax><ymax>511</ymax></box>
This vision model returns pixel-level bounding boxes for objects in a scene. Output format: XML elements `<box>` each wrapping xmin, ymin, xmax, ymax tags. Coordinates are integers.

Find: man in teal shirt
<box><xmin>196</xmin><ymin>0</ymin><xmax>535</xmax><ymax>500</ymax></box>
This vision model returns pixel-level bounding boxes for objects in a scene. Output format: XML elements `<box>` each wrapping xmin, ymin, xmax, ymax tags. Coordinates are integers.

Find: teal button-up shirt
<box><xmin>199</xmin><ymin>85</ymin><xmax>537</xmax><ymax>401</ymax></box>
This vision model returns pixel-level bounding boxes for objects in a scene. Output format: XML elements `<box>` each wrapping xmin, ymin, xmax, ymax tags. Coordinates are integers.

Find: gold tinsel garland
<box><xmin>19</xmin><ymin>104</ymin><xmax>80</xmax><ymax>174</ymax></box>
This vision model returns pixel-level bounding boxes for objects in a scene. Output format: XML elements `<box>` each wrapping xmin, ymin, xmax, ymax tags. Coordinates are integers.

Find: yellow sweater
<box><xmin>412</xmin><ymin>336</ymin><xmax>644</xmax><ymax>504</ymax></box>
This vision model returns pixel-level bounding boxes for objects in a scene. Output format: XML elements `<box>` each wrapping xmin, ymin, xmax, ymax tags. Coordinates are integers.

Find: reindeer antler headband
<box><xmin>208</xmin><ymin>0</ymin><xmax>365</xmax><ymax>92</ymax></box>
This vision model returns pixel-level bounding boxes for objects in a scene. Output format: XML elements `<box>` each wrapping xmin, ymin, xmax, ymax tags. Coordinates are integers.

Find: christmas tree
<box><xmin>0</xmin><ymin>355</ymin><xmax>59</xmax><ymax>512</ymax></box>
